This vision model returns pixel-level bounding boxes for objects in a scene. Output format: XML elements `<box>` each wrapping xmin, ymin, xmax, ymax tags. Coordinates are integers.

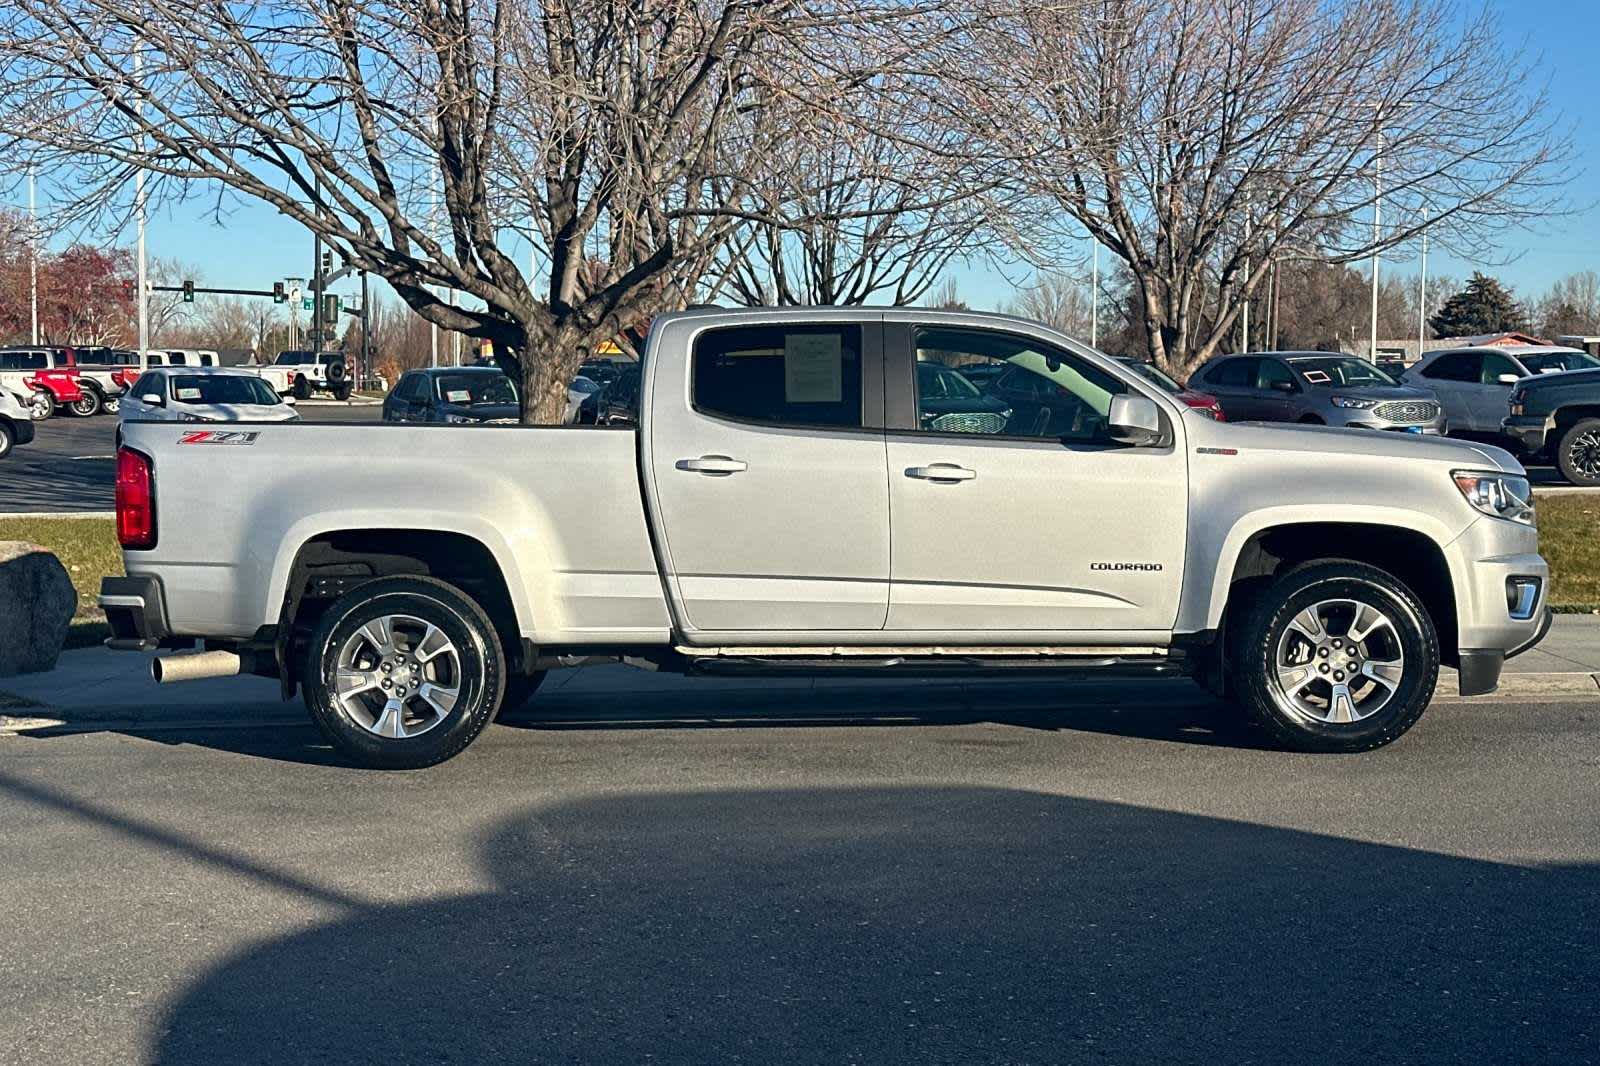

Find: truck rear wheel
<box><xmin>303</xmin><ymin>576</ymin><xmax>505</xmax><ymax>769</ymax></box>
<box><xmin>1555</xmin><ymin>417</ymin><xmax>1600</xmax><ymax>487</ymax></box>
<box><xmin>69</xmin><ymin>387</ymin><xmax>102</xmax><ymax>417</ymax></box>
<box><xmin>1232</xmin><ymin>560</ymin><xmax>1438</xmax><ymax>753</ymax></box>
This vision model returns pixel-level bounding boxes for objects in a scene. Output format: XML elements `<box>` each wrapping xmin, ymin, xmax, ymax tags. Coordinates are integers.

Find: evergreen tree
<box><xmin>1428</xmin><ymin>272</ymin><xmax>1527</xmax><ymax>338</ymax></box>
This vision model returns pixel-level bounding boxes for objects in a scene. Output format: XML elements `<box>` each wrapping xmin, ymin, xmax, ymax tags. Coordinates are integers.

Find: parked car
<box><xmin>1113</xmin><ymin>357</ymin><xmax>1225</xmax><ymax>420</ymax></box>
<box><xmin>270</xmin><ymin>349</ymin><xmax>352</xmax><ymax>401</ymax></box>
<box><xmin>1503</xmin><ymin>366</ymin><xmax>1600</xmax><ymax>485</ymax></box>
<box><xmin>0</xmin><ymin>386</ymin><xmax>37</xmax><ymax>459</ymax></box>
<box><xmin>1401</xmin><ymin>345</ymin><xmax>1600</xmax><ymax>441</ymax></box>
<box><xmin>915</xmin><ymin>359</ymin><xmax>1013</xmax><ymax>433</ymax></box>
<box><xmin>117</xmin><ymin>367</ymin><xmax>300</xmax><ymax>443</ymax></box>
<box><xmin>0</xmin><ymin>348</ymin><xmax>87</xmax><ymax>419</ymax></box>
<box><xmin>595</xmin><ymin>364</ymin><xmax>642</xmax><ymax>425</ymax></box>
<box><xmin>1192</xmin><ymin>352</ymin><xmax>1445</xmax><ymax>433</ymax></box>
<box><xmin>383</xmin><ymin>366</ymin><xmax>520</xmax><ymax>424</ymax></box>
<box><xmin>104</xmin><ymin>307</ymin><xmax>1548</xmax><ymax>769</ymax></box>
<box><xmin>565</xmin><ymin>375</ymin><xmax>601</xmax><ymax>424</ymax></box>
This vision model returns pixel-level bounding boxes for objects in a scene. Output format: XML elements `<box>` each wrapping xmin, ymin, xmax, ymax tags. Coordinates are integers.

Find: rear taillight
<box><xmin>116</xmin><ymin>447</ymin><xmax>157</xmax><ymax>549</ymax></box>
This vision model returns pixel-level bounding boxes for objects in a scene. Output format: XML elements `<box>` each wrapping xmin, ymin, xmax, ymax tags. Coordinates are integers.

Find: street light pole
<box><xmin>133</xmin><ymin>13</ymin><xmax>148</xmax><ymax>353</ymax></box>
<box><xmin>1089</xmin><ymin>239</ymin><xmax>1099</xmax><ymax>348</ymax></box>
<box><xmin>1369</xmin><ymin>134</ymin><xmax>1382</xmax><ymax>364</ymax></box>
<box><xmin>1417</xmin><ymin>218</ymin><xmax>1429</xmax><ymax>361</ymax></box>
<box><xmin>28</xmin><ymin>169</ymin><xmax>38</xmax><ymax>345</ymax></box>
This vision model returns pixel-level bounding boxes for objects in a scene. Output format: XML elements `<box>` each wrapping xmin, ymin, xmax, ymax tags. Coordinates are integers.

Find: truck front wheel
<box><xmin>1555</xmin><ymin>417</ymin><xmax>1600</xmax><ymax>487</ymax></box>
<box><xmin>303</xmin><ymin>576</ymin><xmax>506</xmax><ymax>769</ymax></box>
<box><xmin>1232</xmin><ymin>561</ymin><xmax>1438</xmax><ymax>753</ymax></box>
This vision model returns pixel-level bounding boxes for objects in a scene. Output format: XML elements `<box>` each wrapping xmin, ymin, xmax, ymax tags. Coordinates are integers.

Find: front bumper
<box><xmin>1501</xmin><ymin>415</ymin><xmax>1551</xmax><ymax>457</ymax></box>
<box><xmin>1447</xmin><ymin>516</ymin><xmax>1551</xmax><ymax>696</ymax></box>
<box><xmin>98</xmin><ymin>575</ymin><xmax>172</xmax><ymax>650</ymax></box>
<box><xmin>1341</xmin><ymin>415</ymin><xmax>1447</xmax><ymax>434</ymax></box>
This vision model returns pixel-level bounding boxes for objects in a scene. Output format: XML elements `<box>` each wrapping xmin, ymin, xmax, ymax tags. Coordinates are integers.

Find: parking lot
<box><xmin>3</xmin><ymin>666</ymin><xmax>1598</xmax><ymax>1064</ymax></box>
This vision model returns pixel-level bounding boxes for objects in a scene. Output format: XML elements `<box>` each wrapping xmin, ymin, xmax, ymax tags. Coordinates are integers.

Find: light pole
<box><xmin>1368</xmin><ymin>133</ymin><xmax>1382</xmax><ymax>364</ymax></box>
<box><xmin>1089</xmin><ymin>238</ymin><xmax>1099</xmax><ymax>348</ymax></box>
<box><xmin>133</xmin><ymin>18</ymin><xmax>148</xmax><ymax>353</ymax></box>
<box><xmin>1416</xmin><ymin>217</ymin><xmax>1429</xmax><ymax>360</ymax></box>
<box><xmin>27</xmin><ymin>169</ymin><xmax>38</xmax><ymax>345</ymax></box>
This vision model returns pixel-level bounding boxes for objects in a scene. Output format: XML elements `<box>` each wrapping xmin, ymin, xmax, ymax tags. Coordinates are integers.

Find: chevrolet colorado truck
<box><xmin>100</xmin><ymin>308</ymin><xmax>1552</xmax><ymax>768</ymax></box>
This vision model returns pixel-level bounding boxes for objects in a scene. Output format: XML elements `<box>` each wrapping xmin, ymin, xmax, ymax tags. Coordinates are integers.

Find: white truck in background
<box><xmin>102</xmin><ymin>308</ymin><xmax>1551</xmax><ymax>769</ymax></box>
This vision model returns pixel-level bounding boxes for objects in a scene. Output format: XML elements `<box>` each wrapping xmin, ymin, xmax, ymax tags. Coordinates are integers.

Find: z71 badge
<box><xmin>177</xmin><ymin>430</ymin><xmax>261</xmax><ymax>446</ymax></box>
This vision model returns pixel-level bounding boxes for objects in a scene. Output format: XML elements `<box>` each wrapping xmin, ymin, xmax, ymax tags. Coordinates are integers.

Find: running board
<box><xmin>674</xmin><ymin>645</ymin><xmax>1182</xmax><ymax>679</ymax></box>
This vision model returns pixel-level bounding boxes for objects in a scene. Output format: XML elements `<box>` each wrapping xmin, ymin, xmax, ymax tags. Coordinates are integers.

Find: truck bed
<box><xmin>119</xmin><ymin>421</ymin><xmax>671</xmax><ymax>644</ymax></box>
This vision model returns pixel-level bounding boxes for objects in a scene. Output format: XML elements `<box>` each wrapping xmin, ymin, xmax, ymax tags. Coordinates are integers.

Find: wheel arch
<box><xmin>1196</xmin><ymin>514</ymin><xmax>1461</xmax><ymax>668</ymax></box>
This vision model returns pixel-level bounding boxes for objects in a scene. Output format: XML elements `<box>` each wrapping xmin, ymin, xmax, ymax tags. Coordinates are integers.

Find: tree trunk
<box><xmin>519</xmin><ymin>323</ymin><xmax>591</xmax><ymax>425</ymax></box>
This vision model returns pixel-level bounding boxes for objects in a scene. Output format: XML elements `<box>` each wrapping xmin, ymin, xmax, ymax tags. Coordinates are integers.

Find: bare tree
<box><xmin>1533</xmin><ymin>271</ymin><xmax>1600</xmax><ymax>338</ymax></box>
<box><xmin>945</xmin><ymin>0</ymin><xmax>1571</xmax><ymax>378</ymax></box>
<box><xmin>0</xmin><ymin>0</ymin><xmax>925</xmax><ymax>421</ymax></box>
<box><xmin>1003</xmin><ymin>272</ymin><xmax>1093</xmax><ymax>336</ymax></box>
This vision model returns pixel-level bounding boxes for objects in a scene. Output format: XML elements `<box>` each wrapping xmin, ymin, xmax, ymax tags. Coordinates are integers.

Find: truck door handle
<box><xmin>676</xmin><ymin>455</ymin><xmax>747</xmax><ymax>475</ymax></box>
<box><xmin>905</xmin><ymin>463</ymin><xmax>976</xmax><ymax>482</ymax></box>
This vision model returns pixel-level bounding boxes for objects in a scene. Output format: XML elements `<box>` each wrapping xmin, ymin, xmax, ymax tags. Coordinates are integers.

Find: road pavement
<box><xmin>2</xmin><ymin>651</ymin><xmax>1598</xmax><ymax>1065</ymax></box>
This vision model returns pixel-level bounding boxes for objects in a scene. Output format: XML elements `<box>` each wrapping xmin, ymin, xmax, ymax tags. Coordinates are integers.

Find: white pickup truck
<box><xmin>101</xmin><ymin>308</ymin><xmax>1551</xmax><ymax>768</ymax></box>
<box><xmin>267</xmin><ymin>349</ymin><xmax>352</xmax><ymax>401</ymax></box>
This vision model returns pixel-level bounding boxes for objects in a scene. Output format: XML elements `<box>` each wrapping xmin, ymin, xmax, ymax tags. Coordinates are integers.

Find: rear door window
<box><xmin>1421</xmin><ymin>352</ymin><xmax>1481</xmax><ymax>382</ymax></box>
<box><xmin>692</xmin><ymin>324</ymin><xmax>864</xmax><ymax>429</ymax></box>
<box><xmin>1206</xmin><ymin>359</ymin><xmax>1258</xmax><ymax>388</ymax></box>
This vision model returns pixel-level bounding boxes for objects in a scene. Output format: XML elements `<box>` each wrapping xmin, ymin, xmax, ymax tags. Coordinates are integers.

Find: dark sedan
<box><xmin>383</xmin><ymin>366</ymin><xmax>520</xmax><ymax>424</ymax></box>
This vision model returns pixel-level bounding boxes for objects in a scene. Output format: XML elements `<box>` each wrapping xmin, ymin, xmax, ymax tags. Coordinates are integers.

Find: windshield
<box><xmin>1288</xmin><ymin>357</ymin><xmax>1400</xmax><ymax>388</ymax></box>
<box><xmin>437</xmin><ymin>372</ymin><xmax>517</xmax><ymax>405</ymax></box>
<box><xmin>1523</xmin><ymin>351</ymin><xmax>1600</xmax><ymax>374</ymax></box>
<box><xmin>1120</xmin><ymin>360</ymin><xmax>1183</xmax><ymax>394</ymax></box>
<box><xmin>917</xmin><ymin>361</ymin><xmax>983</xmax><ymax>399</ymax></box>
<box><xmin>169</xmin><ymin>374</ymin><xmax>280</xmax><ymax>406</ymax></box>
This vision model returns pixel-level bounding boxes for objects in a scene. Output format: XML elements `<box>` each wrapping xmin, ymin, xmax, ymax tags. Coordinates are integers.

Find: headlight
<box><xmin>178</xmin><ymin>413</ymin><xmax>213</xmax><ymax>423</ymax></box>
<box><xmin>1452</xmin><ymin>470</ymin><xmax>1535</xmax><ymax>525</ymax></box>
<box><xmin>444</xmin><ymin>413</ymin><xmax>473</xmax><ymax>424</ymax></box>
<box><xmin>1330</xmin><ymin>396</ymin><xmax>1377</xmax><ymax>409</ymax></box>
<box><xmin>1508</xmin><ymin>388</ymin><xmax>1526</xmax><ymax>416</ymax></box>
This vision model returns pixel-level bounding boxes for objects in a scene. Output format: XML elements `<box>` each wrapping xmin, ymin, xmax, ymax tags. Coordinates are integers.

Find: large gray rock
<box><xmin>0</xmin><ymin>542</ymin><xmax>76</xmax><ymax>677</ymax></box>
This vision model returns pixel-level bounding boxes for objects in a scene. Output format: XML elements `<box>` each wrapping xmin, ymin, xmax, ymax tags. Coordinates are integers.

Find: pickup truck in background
<box><xmin>1504</xmin><ymin>366</ymin><xmax>1600</xmax><ymax>486</ymax></box>
<box><xmin>102</xmin><ymin>308</ymin><xmax>1551</xmax><ymax>769</ymax></box>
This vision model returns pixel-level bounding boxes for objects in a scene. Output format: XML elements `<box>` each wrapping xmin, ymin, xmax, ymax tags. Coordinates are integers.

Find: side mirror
<box><xmin>1270</xmin><ymin>379</ymin><xmax>1298</xmax><ymax>393</ymax></box>
<box><xmin>1497</xmin><ymin>373</ymin><xmax>1521</xmax><ymax>385</ymax></box>
<box><xmin>1107</xmin><ymin>393</ymin><xmax>1164</xmax><ymax>446</ymax></box>
<box><xmin>141</xmin><ymin>393</ymin><xmax>164</xmax><ymax>407</ymax></box>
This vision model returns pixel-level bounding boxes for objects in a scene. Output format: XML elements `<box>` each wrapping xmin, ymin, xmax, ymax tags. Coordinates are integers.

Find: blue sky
<box><xmin>15</xmin><ymin>0</ymin><xmax>1598</xmax><ymax>315</ymax></box>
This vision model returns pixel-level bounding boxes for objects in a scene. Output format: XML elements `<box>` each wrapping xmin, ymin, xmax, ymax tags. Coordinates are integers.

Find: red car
<box><xmin>1114</xmin><ymin>357</ymin><xmax>1225</xmax><ymax>420</ymax></box>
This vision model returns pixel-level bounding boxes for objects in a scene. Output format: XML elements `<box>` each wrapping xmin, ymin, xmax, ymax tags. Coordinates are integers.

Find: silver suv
<box><xmin>1192</xmin><ymin>352</ymin><xmax>1445</xmax><ymax>433</ymax></box>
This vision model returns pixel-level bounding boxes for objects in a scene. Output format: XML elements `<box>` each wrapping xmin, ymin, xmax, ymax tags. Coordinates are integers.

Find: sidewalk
<box><xmin>4</xmin><ymin>618</ymin><xmax>1596</xmax><ymax>730</ymax></box>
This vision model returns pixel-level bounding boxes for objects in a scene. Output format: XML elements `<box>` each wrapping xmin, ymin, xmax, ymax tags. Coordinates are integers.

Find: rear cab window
<box><xmin>692</xmin><ymin>324</ymin><xmax>864</xmax><ymax>429</ymax></box>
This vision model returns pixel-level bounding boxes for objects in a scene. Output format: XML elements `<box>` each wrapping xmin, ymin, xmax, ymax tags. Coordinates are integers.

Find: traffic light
<box><xmin>273</xmin><ymin>281</ymin><xmax>286</xmax><ymax>304</ymax></box>
<box><xmin>322</xmin><ymin>293</ymin><xmax>341</xmax><ymax>325</ymax></box>
<box><xmin>320</xmin><ymin>251</ymin><xmax>332</xmax><ymax>275</ymax></box>
<box><xmin>182</xmin><ymin>279</ymin><xmax>195</xmax><ymax>303</ymax></box>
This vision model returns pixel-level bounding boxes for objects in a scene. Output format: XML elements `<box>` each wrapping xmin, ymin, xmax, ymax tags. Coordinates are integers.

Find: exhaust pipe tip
<box><xmin>151</xmin><ymin>650</ymin><xmax>243</xmax><ymax>684</ymax></box>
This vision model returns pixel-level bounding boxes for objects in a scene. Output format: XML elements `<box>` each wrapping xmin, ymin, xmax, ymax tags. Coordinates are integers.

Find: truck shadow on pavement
<box><xmin>145</xmin><ymin>785</ymin><xmax>1596</xmax><ymax>1065</ymax></box>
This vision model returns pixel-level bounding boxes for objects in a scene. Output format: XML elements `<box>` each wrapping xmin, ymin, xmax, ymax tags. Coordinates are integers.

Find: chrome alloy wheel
<box><xmin>1272</xmin><ymin>599</ymin><xmax>1405</xmax><ymax>725</ymax></box>
<box><xmin>333</xmin><ymin>613</ymin><xmax>461</xmax><ymax>739</ymax></box>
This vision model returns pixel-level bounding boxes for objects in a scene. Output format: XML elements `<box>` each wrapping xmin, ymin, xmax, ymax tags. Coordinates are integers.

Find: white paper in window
<box><xmin>445</xmin><ymin>389</ymin><xmax>472</xmax><ymax>403</ymax></box>
<box><xmin>175</xmin><ymin>387</ymin><xmax>202</xmax><ymax>401</ymax></box>
<box><xmin>784</xmin><ymin>333</ymin><xmax>843</xmax><ymax>403</ymax></box>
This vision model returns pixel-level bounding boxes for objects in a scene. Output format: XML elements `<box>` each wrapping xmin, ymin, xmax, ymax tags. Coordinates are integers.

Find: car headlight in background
<box><xmin>178</xmin><ymin>413</ymin><xmax>214</xmax><ymax>423</ymax></box>
<box><xmin>1330</xmin><ymin>396</ymin><xmax>1377</xmax><ymax>409</ymax></box>
<box><xmin>1452</xmin><ymin>470</ymin><xmax>1535</xmax><ymax>525</ymax></box>
<box><xmin>1508</xmin><ymin>388</ymin><xmax>1527</xmax><ymax>416</ymax></box>
<box><xmin>444</xmin><ymin>413</ymin><xmax>473</xmax><ymax>424</ymax></box>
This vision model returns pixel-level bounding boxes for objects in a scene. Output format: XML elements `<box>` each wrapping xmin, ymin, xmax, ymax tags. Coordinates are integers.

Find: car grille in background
<box><xmin>1373</xmin><ymin>400</ymin><xmax>1438</xmax><ymax>424</ymax></box>
<box><xmin>929</xmin><ymin>412</ymin><xmax>1008</xmax><ymax>434</ymax></box>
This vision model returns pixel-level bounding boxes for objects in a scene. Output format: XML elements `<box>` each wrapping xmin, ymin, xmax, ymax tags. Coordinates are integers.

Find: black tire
<box><xmin>495</xmin><ymin>670</ymin><xmax>548</xmax><ymax>720</ymax></box>
<box><xmin>303</xmin><ymin>576</ymin><xmax>506</xmax><ymax>769</ymax></box>
<box><xmin>0</xmin><ymin>422</ymin><xmax>12</xmax><ymax>459</ymax></box>
<box><xmin>1554</xmin><ymin>417</ymin><xmax>1600</xmax><ymax>487</ymax></box>
<box><xmin>331</xmin><ymin>382</ymin><xmax>353</xmax><ymax>402</ymax></box>
<box><xmin>68</xmin><ymin>387</ymin><xmax>102</xmax><ymax>417</ymax></box>
<box><xmin>293</xmin><ymin>376</ymin><xmax>311</xmax><ymax>400</ymax></box>
<box><xmin>1232</xmin><ymin>560</ymin><xmax>1438</xmax><ymax>753</ymax></box>
<box><xmin>327</xmin><ymin>358</ymin><xmax>348</xmax><ymax>383</ymax></box>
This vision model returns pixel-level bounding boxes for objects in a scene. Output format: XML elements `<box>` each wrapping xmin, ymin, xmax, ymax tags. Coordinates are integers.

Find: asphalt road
<box><xmin>0</xmin><ymin>406</ymin><xmax>1582</xmax><ymax>513</ymax></box>
<box><xmin>2</xmin><ymin>681</ymin><xmax>1596</xmax><ymax>1065</ymax></box>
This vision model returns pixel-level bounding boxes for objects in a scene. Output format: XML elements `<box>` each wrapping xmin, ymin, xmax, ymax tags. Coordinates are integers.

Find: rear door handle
<box><xmin>905</xmin><ymin>463</ymin><xmax>976</xmax><ymax>482</ymax></box>
<box><xmin>676</xmin><ymin>455</ymin><xmax>747</xmax><ymax>476</ymax></box>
